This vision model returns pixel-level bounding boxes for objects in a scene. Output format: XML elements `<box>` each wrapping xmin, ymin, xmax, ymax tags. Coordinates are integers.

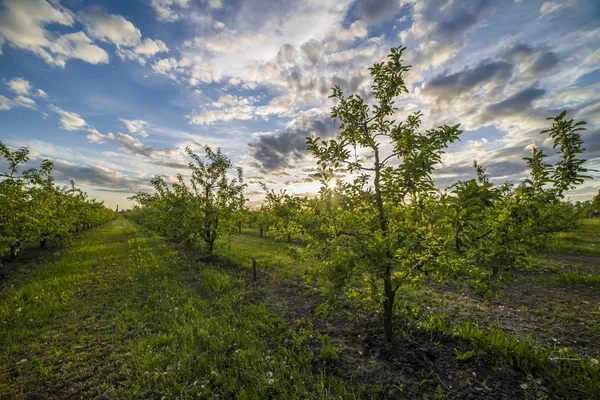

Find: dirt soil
<box><xmin>423</xmin><ymin>252</ymin><xmax>600</xmax><ymax>358</ymax></box>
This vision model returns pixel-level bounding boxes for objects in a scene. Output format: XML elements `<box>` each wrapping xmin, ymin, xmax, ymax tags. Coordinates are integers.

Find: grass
<box><xmin>217</xmin><ymin>229</ymin><xmax>314</xmax><ymax>280</ymax></box>
<box><xmin>547</xmin><ymin>218</ymin><xmax>600</xmax><ymax>257</ymax></box>
<box><xmin>2</xmin><ymin>218</ymin><xmax>599</xmax><ymax>398</ymax></box>
<box><xmin>0</xmin><ymin>218</ymin><xmax>355</xmax><ymax>399</ymax></box>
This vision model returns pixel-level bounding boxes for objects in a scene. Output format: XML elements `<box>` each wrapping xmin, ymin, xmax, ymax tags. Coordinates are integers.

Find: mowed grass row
<box><xmin>0</xmin><ymin>218</ymin><xmax>354</xmax><ymax>399</ymax></box>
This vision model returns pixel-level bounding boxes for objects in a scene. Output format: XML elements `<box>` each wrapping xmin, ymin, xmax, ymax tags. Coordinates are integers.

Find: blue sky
<box><xmin>0</xmin><ymin>0</ymin><xmax>599</xmax><ymax>208</ymax></box>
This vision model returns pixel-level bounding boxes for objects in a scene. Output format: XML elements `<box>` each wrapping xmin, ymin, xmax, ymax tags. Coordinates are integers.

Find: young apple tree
<box><xmin>306</xmin><ymin>46</ymin><xmax>462</xmax><ymax>341</ymax></box>
<box><xmin>131</xmin><ymin>146</ymin><xmax>247</xmax><ymax>256</ymax></box>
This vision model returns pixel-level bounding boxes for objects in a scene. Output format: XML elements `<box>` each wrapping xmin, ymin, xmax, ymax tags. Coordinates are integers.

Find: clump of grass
<box><xmin>319</xmin><ymin>335</ymin><xmax>341</xmax><ymax>363</ymax></box>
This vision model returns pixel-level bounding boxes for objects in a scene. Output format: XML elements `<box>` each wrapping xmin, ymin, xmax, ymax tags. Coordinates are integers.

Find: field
<box><xmin>0</xmin><ymin>217</ymin><xmax>599</xmax><ymax>399</ymax></box>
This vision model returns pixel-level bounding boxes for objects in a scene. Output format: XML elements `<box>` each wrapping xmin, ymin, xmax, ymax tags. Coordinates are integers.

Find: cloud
<box><xmin>0</xmin><ymin>95</ymin><xmax>12</xmax><ymax>111</ymax></box>
<box><xmin>5</xmin><ymin>78</ymin><xmax>47</xmax><ymax>101</ymax></box>
<box><xmin>357</xmin><ymin>0</ymin><xmax>401</xmax><ymax>24</ymax></box>
<box><xmin>119</xmin><ymin>118</ymin><xmax>150</xmax><ymax>137</ymax></box>
<box><xmin>149</xmin><ymin>160</ymin><xmax>189</xmax><ymax>169</ymax></box>
<box><xmin>399</xmin><ymin>0</ymin><xmax>492</xmax><ymax>74</ymax></box>
<box><xmin>150</xmin><ymin>0</ymin><xmax>190</xmax><ymax>23</ymax></box>
<box><xmin>479</xmin><ymin>87</ymin><xmax>546</xmax><ymax>123</ymax></box>
<box><xmin>540</xmin><ymin>0</ymin><xmax>575</xmax><ymax>16</ymax></box>
<box><xmin>48</xmin><ymin>105</ymin><xmax>115</xmax><ymax>144</ymax></box>
<box><xmin>248</xmin><ymin>108</ymin><xmax>338</xmax><ymax>172</ymax></box>
<box><xmin>502</xmin><ymin>43</ymin><xmax>561</xmax><ymax>78</ymax></box>
<box><xmin>78</xmin><ymin>7</ymin><xmax>168</xmax><ymax>65</ymax></box>
<box><xmin>526</xmin><ymin>51</ymin><xmax>560</xmax><ymax>75</ymax></box>
<box><xmin>6</xmin><ymin>77</ymin><xmax>32</xmax><ymax>95</ymax></box>
<box><xmin>422</xmin><ymin>59</ymin><xmax>514</xmax><ymax>104</ymax></box>
<box><xmin>86</xmin><ymin>129</ymin><xmax>115</xmax><ymax>144</ymax></box>
<box><xmin>50</xmin><ymin>158</ymin><xmax>148</xmax><ymax>193</ymax></box>
<box><xmin>13</xmin><ymin>95</ymin><xmax>36</xmax><ymax>109</ymax></box>
<box><xmin>116</xmin><ymin>133</ymin><xmax>180</xmax><ymax>159</ymax></box>
<box><xmin>50</xmin><ymin>105</ymin><xmax>87</xmax><ymax>131</ymax></box>
<box><xmin>0</xmin><ymin>0</ymin><xmax>109</xmax><ymax>67</ymax></box>
<box><xmin>47</xmin><ymin>31</ymin><xmax>110</xmax><ymax>66</ymax></box>
<box><xmin>78</xmin><ymin>6</ymin><xmax>141</xmax><ymax>47</ymax></box>
<box><xmin>188</xmin><ymin>94</ymin><xmax>290</xmax><ymax>125</ymax></box>
<box><xmin>132</xmin><ymin>38</ymin><xmax>168</xmax><ymax>57</ymax></box>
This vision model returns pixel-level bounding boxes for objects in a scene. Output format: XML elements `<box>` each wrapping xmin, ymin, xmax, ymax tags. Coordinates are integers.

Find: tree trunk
<box><xmin>383</xmin><ymin>271</ymin><xmax>395</xmax><ymax>342</ymax></box>
<box><xmin>287</xmin><ymin>233</ymin><xmax>291</xmax><ymax>243</ymax></box>
<box><xmin>238</xmin><ymin>223</ymin><xmax>242</xmax><ymax>233</ymax></box>
<box><xmin>373</xmin><ymin>145</ymin><xmax>395</xmax><ymax>342</ymax></box>
<box><xmin>259</xmin><ymin>227</ymin><xmax>263</xmax><ymax>238</ymax></box>
<box><xmin>40</xmin><ymin>238</ymin><xmax>47</xmax><ymax>249</ymax></box>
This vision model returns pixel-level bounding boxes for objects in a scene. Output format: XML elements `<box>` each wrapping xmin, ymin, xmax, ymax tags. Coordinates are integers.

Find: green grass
<box><xmin>217</xmin><ymin>229</ymin><xmax>314</xmax><ymax>280</ymax></box>
<box><xmin>547</xmin><ymin>218</ymin><xmax>600</xmax><ymax>257</ymax></box>
<box><xmin>0</xmin><ymin>218</ymin><xmax>355</xmax><ymax>399</ymax></box>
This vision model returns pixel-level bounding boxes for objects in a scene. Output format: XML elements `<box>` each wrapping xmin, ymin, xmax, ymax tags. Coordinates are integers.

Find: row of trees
<box><xmin>0</xmin><ymin>142</ymin><xmax>116</xmax><ymax>258</ymax></box>
<box><xmin>128</xmin><ymin>47</ymin><xmax>593</xmax><ymax>341</ymax></box>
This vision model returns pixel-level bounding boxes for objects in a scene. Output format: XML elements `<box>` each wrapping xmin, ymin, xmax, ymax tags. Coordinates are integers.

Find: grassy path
<box><xmin>0</xmin><ymin>218</ymin><xmax>351</xmax><ymax>399</ymax></box>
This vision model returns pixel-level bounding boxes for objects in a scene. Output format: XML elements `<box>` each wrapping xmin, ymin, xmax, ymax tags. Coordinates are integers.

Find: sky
<box><xmin>0</xmin><ymin>0</ymin><xmax>599</xmax><ymax>209</ymax></box>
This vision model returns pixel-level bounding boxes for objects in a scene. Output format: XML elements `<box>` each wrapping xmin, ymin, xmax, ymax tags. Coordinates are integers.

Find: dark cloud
<box><xmin>149</xmin><ymin>160</ymin><xmax>189</xmax><ymax>169</ymax></box>
<box><xmin>284</xmin><ymin>177</ymin><xmax>315</xmax><ymax>185</ymax></box>
<box><xmin>422</xmin><ymin>59</ymin><xmax>514</xmax><ymax>102</ymax></box>
<box><xmin>248</xmin><ymin>109</ymin><xmax>339</xmax><ymax>172</ymax></box>
<box><xmin>503</xmin><ymin>43</ymin><xmax>561</xmax><ymax>77</ymax></box>
<box><xmin>116</xmin><ymin>133</ymin><xmax>180</xmax><ymax>159</ymax></box>
<box><xmin>356</xmin><ymin>0</ymin><xmax>400</xmax><ymax>24</ymax></box>
<box><xmin>432</xmin><ymin>0</ymin><xmax>491</xmax><ymax>40</ymax></box>
<box><xmin>50</xmin><ymin>159</ymin><xmax>148</xmax><ymax>193</ymax></box>
<box><xmin>527</xmin><ymin>51</ymin><xmax>560</xmax><ymax>75</ymax></box>
<box><xmin>477</xmin><ymin>87</ymin><xmax>546</xmax><ymax>124</ymax></box>
<box><xmin>300</xmin><ymin>40</ymin><xmax>323</xmax><ymax>64</ymax></box>
<box><xmin>277</xmin><ymin>43</ymin><xmax>298</xmax><ymax>64</ymax></box>
<box><xmin>502</xmin><ymin>43</ymin><xmax>537</xmax><ymax>60</ymax></box>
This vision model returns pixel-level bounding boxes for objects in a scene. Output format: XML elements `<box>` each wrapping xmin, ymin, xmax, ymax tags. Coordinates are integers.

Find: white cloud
<box><xmin>6</xmin><ymin>77</ymin><xmax>32</xmax><ymax>95</ymax></box>
<box><xmin>78</xmin><ymin>6</ymin><xmax>141</xmax><ymax>47</ymax></box>
<box><xmin>48</xmin><ymin>32</ymin><xmax>110</xmax><ymax>67</ymax></box>
<box><xmin>213</xmin><ymin>21</ymin><xmax>225</xmax><ymax>29</ymax></box>
<box><xmin>151</xmin><ymin>0</ymin><xmax>190</xmax><ymax>22</ymax></box>
<box><xmin>13</xmin><ymin>95</ymin><xmax>36</xmax><ymax>109</ymax></box>
<box><xmin>0</xmin><ymin>0</ymin><xmax>109</xmax><ymax>67</ymax></box>
<box><xmin>50</xmin><ymin>105</ymin><xmax>87</xmax><ymax>131</ymax></box>
<box><xmin>77</xmin><ymin>7</ymin><xmax>168</xmax><ymax>65</ymax></box>
<box><xmin>187</xmin><ymin>94</ymin><xmax>295</xmax><ymax>126</ymax></box>
<box><xmin>0</xmin><ymin>95</ymin><xmax>12</xmax><ymax>111</ymax></box>
<box><xmin>134</xmin><ymin>38</ymin><xmax>168</xmax><ymax>57</ymax></box>
<box><xmin>540</xmin><ymin>1</ymin><xmax>575</xmax><ymax>15</ymax></box>
<box><xmin>208</xmin><ymin>0</ymin><xmax>223</xmax><ymax>9</ymax></box>
<box><xmin>86</xmin><ymin>129</ymin><xmax>115</xmax><ymax>144</ymax></box>
<box><xmin>119</xmin><ymin>118</ymin><xmax>150</xmax><ymax>137</ymax></box>
<box><xmin>349</xmin><ymin>20</ymin><xmax>368</xmax><ymax>38</ymax></box>
<box><xmin>36</xmin><ymin>89</ymin><xmax>48</xmax><ymax>98</ymax></box>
